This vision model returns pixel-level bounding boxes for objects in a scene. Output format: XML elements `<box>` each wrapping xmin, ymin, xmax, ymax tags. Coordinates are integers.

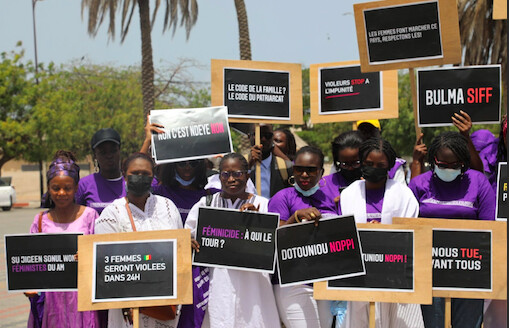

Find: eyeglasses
<box><xmin>176</xmin><ymin>160</ymin><xmax>200</xmax><ymax>168</ymax></box>
<box><xmin>434</xmin><ymin>157</ymin><xmax>463</xmax><ymax>170</ymax></box>
<box><xmin>220</xmin><ymin>170</ymin><xmax>247</xmax><ymax>179</ymax></box>
<box><xmin>338</xmin><ymin>160</ymin><xmax>361</xmax><ymax>169</ymax></box>
<box><xmin>293</xmin><ymin>165</ymin><xmax>320</xmax><ymax>176</ymax></box>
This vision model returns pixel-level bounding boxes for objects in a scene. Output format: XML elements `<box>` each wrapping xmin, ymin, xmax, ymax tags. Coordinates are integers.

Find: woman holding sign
<box><xmin>340</xmin><ymin>138</ymin><xmax>424</xmax><ymax>328</ymax></box>
<box><xmin>95</xmin><ymin>152</ymin><xmax>183</xmax><ymax>328</ymax></box>
<box><xmin>26</xmin><ymin>150</ymin><xmax>100</xmax><ymax>328</ymax></box>
<box><xmin>268</xmin><ymin>146</ymin><xmax>336</xmax><ymax>328</ymax></box>
<box><xmin>409</xmin><ymin>131</ymin><xmax>495</xmax><ymax>328</ymax></box>
<box><xmin>185</xmin><ymin>152</ymin><xmax>280</xmax><ymax>328</ymax></box>
<box><xmin>141</xmin><ymin>119</ymin><xmax>219</xmax><ymax>224</ymax></box>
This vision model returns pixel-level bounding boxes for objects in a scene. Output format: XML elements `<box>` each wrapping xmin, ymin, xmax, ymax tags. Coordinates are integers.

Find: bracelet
<box><xmin>293</xmin><ymin>210</ymin><xmax>301</xmax><ymax>223</ymax></box>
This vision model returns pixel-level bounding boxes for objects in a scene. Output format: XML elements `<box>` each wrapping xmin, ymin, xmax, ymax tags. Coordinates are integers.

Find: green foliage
<box><xmin>0</xmin><ymin>47</ymin><xmax>211</xmax><ymax>171</ymax></box>
<box><xmin>0</xmin><ymin>47</ymin><xmax>41</xmax><ymax>170</ymax></box>
<box><xmin>296</xmin><ymin>122</ymin><xmax>353</xmax><ymax>162</ymax></box>
<box><xmin>379</xmin><ymin>71</ymin><xmax>416</xmax><ymax>156</ymax></box>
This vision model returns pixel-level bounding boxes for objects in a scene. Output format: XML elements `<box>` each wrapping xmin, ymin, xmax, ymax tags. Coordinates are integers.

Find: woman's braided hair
<box><xmin>358</xmin><ymin>137</ymin><xmax>396</xmax><ymax>168</ymax></box>
<box><xmin>427</xmin><ymin>131</ymin><xmax>470</xmax><ymax>170</ymax></box>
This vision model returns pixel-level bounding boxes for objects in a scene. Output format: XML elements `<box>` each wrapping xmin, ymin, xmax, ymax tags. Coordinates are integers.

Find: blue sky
<box><xmin>0</xmin><ymin>0</ymin><xmax>363</xmax><ymax>81</ymax></box>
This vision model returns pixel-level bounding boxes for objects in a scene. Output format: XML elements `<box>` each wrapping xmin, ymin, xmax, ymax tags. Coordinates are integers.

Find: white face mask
<box><xmin>294</xmin><ymin>182</ymin><xmax>320</xmax><ymax>197</ymax></box>
<box><xmin>175</xmin><ymin>173</ymin><xmax>195</xmax><ymax>186</ymax></box>
<box><xmin>434</xmin><ymin>167</ymin><xmax>461</xmax><ymax>182</ymax></box>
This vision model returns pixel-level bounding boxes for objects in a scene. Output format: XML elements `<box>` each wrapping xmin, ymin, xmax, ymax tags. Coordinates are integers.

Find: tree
<box><xmin>0</xmin><ymin>48</ymin><xmax>41</xmax><ymax>174</ymax></box>
<box><xmin>27</xmin><ymin>61</ymin><xmax>210</xmax><ymax>161</ymax></box>
<box><xmin>458</xmin><ymin>0</ymin><xmax>507</xmax><ymax>110</ymax></box>
<box><xmin>81</xmin><ymin>0</ymin><xmax>198</xmax><ymax>118</ymax></box>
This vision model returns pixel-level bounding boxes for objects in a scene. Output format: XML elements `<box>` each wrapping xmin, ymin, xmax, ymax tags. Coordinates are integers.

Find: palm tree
<box><xmin>458</xmin><ymin>0</ymin><xmax>507</xmax><ymax>109</ymax></box>
<box><xmin>234</xmin><ymin>0</ymin><xmax>251</xmax><ymax>60</ymax></box>
<box><xmin>233</xmin><ymin>0</ymin><xmax>253</xmax><ymax>154</ymax></box>
<box><xmin>81</xmin><ymin>0</ymin><xmax>198</xmax><ymax>117</ymax></box>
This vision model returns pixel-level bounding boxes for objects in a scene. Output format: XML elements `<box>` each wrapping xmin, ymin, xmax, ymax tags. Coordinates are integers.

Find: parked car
<box><xmin>0</xmin><ymin>177</ymin><xmax>16</xmax><ymax>211</ymax></box>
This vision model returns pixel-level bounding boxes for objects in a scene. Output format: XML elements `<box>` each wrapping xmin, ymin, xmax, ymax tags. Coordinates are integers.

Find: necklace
<box><xmin>52</xmin><ymin>204</ymin><xmax>79</xmax><ymax>224</ymax></box>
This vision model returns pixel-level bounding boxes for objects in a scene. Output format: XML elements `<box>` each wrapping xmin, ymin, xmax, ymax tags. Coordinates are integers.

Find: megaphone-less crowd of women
<box><xmin>24</xmin><ymin>111</ymin><xmax>506</xmax><ymax>328</ymax></box>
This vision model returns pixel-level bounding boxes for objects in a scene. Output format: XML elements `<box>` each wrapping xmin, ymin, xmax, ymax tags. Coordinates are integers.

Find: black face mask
<box><xmin>340</xmin><ymin>168</ymin><xmax>363</xmax><ymax>184</ymax></box>
<box><xmin>127</xmin><ymin>175</ymin><xmax>152</xmax><ymax>197</ymax></box>
<box><xmin>361</xmin><ymin>166</ymin><xmax>388</xmax><ymax>183</ymax></box>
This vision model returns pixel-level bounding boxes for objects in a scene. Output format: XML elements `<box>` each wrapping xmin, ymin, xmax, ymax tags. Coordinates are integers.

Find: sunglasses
<box><xmin>434</xmin><ymin>157</ymin><xmax>463</xmax><ymax>170</ymax></box>
<box><xmin>293</xmin><ymin>165</ymin><xmax>320</xmax><ymax>176</ymax></box>
<box><xmin>338</xmin><ymin>160</ymin><xmax>361</xmax><ymax>169</ymax></box>
<box><xmin>220</xmin><ymin>170</ymin><xmax>247</xmax><ymax>179</ymax></box>
<box><xmin>176</xmin><ymin>160</ymin><xmax>200</xmax><ymax>168</ymax></box>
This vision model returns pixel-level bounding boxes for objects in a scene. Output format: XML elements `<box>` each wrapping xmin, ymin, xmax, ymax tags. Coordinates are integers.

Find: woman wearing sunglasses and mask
<box><xmin>409</xmin><ymin>131</ymin><xmax>495</xmax><ymax>328</ymax></box>
<box><xmin>140</xmin><ymin>120</ymin><xmax>219</xmax><ymax>225</ymax></box>
<box><xmin>340</xmin><ymin>138</ymin><xmax>424</xmax><ymax>328</ymax></box>
<box><xmin>322</xmin><ymin>131</ymin><xmax>364</xmax><ymax>210</ymax></box>
<box><xmin>185</xmin><ymin>153</ymin><xmax>280</xmax><ymax>327</ymax></box>
<box><xmin>95</xmin><ymin>153</ymin><xmax>183</xmax><ymax>328</ymax></box>
<box><xmin>268</xmin><ymin>146</ymin><xmax>337</xmax><ymax>328</ymax></box>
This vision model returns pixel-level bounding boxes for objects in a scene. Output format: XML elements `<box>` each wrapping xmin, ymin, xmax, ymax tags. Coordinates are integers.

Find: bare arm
<box><xmin>140</xmin><ymin>115</ymin><xmax>165</xmax><ymax>155</ymax></box>
<box><xmin>452</xmin><ymin>111</ymin><xmax>483</xmax><ymax>173</ymax></box>
<box><xmin>410</xmin><ymin>133</ymin><xmax>427</xmax><ymax>180</ymax></box>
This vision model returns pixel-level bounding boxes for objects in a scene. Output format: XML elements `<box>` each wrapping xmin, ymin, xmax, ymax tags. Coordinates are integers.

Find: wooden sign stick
<box><xmin>133</xmin><ymin>308</ymin><xmax>140</xmax><ymax>328</ymax></box>
<box><xmin>409</xmin><ymin>68</ymin><xmax>422</xmax><ymax>138</ymax></box>
<box><xmin>369</xmin><ymin>302</ymin><xmax>376</xmax><ymax>328</ymax></box>
<box><xmin>255</xmin><ymin>124</ymin><xmax>262</xmax><ymax>195</ymax></box>
<box><xmin>444</xmin><ymin>298</ymin><xmax>452</xmax><ymax>328</ymax></box>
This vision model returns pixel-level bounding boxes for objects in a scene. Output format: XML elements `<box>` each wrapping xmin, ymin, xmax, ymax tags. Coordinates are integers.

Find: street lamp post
<box><xmin>31</xmin><ymin>0</ymin><xmax>44</xmax><ymax>201</ymax></box>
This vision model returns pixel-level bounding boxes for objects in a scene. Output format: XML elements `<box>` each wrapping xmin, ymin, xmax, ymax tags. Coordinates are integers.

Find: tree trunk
<box><xmin>233</xmin><ymin>0</ymin><xmax>253</xmax><ymax>155</ymax></box>
<box><xmin>138</xmin><ymin>0</ymin><xmax>155</xmax><ymax>119</ymax></box>
<box><xmin>234</xmin><ymin>0</ymin><xmax>252</xmax><ymax>61</ymax></box>
<box><xmin>0</xmin><ymin>154</ymin><xmax>13</xmax><ymax>177</ymax></box>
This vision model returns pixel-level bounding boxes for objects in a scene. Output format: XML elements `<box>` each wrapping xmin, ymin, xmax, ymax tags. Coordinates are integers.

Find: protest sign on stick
<box><xmin>211</xmin><ymin>59</ymin><xmax>303</xmax><ymax>124</ymax></box>
<box><xmin>354</xmin><ymin>0</ymin><xmax>461</xmax><ymax>72</ymax></box>
<box><xmin>149</xmin><ymin>106</ymin><xmax>233</xmax><ymax>164</ymax></box>
<box><xmin>310</xmin><ymin>60</ymin><xmax>398</xmax><ymax>123</ymax></box>
<box><xmin>276</xmin><ymin>215</ymin><xmax>365</xmax><ymax>287</ymax></box>
<box><xmin>5</xmin><ymin>233</ymin><xmax>82</xmax><ymax>292</ymax></box>
<box><xmin>193</xmin><ymin>207</ymin><xmax>279</xmax><ymax>273</ymax></box>
<box><xmin>314</xmin><ymin>223</ymin><xmax>432</xmax><ymax>305</ymax></box>
<box><xmin>496</xmin><ymin>162</ymin><xmax>507</xmax><ymax>221</ymax></box>
<box><xmin>77</xmin><ymin>230</ymin><xmax>192</xmax><ymax>311</ymax></box>
<box><xmin>417</xmin><ymin>65</ymin><xmax>501</xmax><ymax>127</ymax></box>
<box><xmin>393</xmin><ymin>217</ymin><xmax>507</xmax><ymax>300</ymax></box>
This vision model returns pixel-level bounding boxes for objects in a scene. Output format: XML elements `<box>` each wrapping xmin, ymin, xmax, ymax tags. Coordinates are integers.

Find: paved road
<box><xmin>0</xmin><ymin>207</ymin><xmax>41</xmax><ymax>328</ymax></box>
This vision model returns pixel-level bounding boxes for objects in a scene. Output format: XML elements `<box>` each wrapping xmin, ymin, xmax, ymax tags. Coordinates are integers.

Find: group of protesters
<box><xmin>24</xmin><ymin>110</ymin><xmax>507</xmax><ymax>328</ymax></box>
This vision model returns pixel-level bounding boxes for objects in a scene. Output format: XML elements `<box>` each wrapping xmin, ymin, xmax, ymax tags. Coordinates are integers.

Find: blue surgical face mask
<box><xmin>434</xmin><ymin>167</ymin><xmax>461</xmax><ymax>182</ymax></box>
<box><xmin>294</xmin><ymin>182</ymin><xmax>320</xmax><ymax>197</ymax></box>
<box><xmin>175</xmin><ymin>173</ymin><xmax>195</xmax><ymax>186</ymax></box>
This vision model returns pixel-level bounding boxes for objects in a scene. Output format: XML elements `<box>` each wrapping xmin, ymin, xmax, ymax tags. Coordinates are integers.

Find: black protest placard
<box><xmin>328</xmin><ymin>229</ymin><xmax>414</xmax><ymax>291</ymax></box>
<box><xmin>93</xmin><ymin>240</ymin><xmax>176</xmax><ymax>302</ymax></box>
<box><xmin>276</xmin><ymin>215</ymin><xmax>365</xmax><ymax>286</ymax></box>
<box><xmin>417</xmin><ymin>65</ymin><xmax>501</xmax><ymax>127</ymax></box>
<box><xmin>432</xmin><ymin>230</ymin><xmax>491</xmax><ymax>291</ymax></box>
<box><xmin>224</xmin><ymin>68</ymin><xmax>290</xmax><ymax>120</ymax></box>
<box><xmin>363</xmin><ymin>1</ymin><xmax>442</xmax><ymax>64</ymax></box>
<box><xmin>496</xmin><ymin>162</ymin><xmax>507</xmax><ymax>220</ymax></box>
<box><xmin>319</xmin><ymin>65</ymin><xmax>382</xmax><ymax>114</ymax></box>
<box><xmin>193</xmin><ymin>207</ymin><xmax>279</xmax><ymax>273</ymax></box>
<box><xmin>5</xmin><ymin>233</ymin><xmax>81</xmax><ymax>291</ymax></box>
<box><xmin>150</xmin><ymin>106</ymin><xmax>232</xmax><ymax>164</ymax></box>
